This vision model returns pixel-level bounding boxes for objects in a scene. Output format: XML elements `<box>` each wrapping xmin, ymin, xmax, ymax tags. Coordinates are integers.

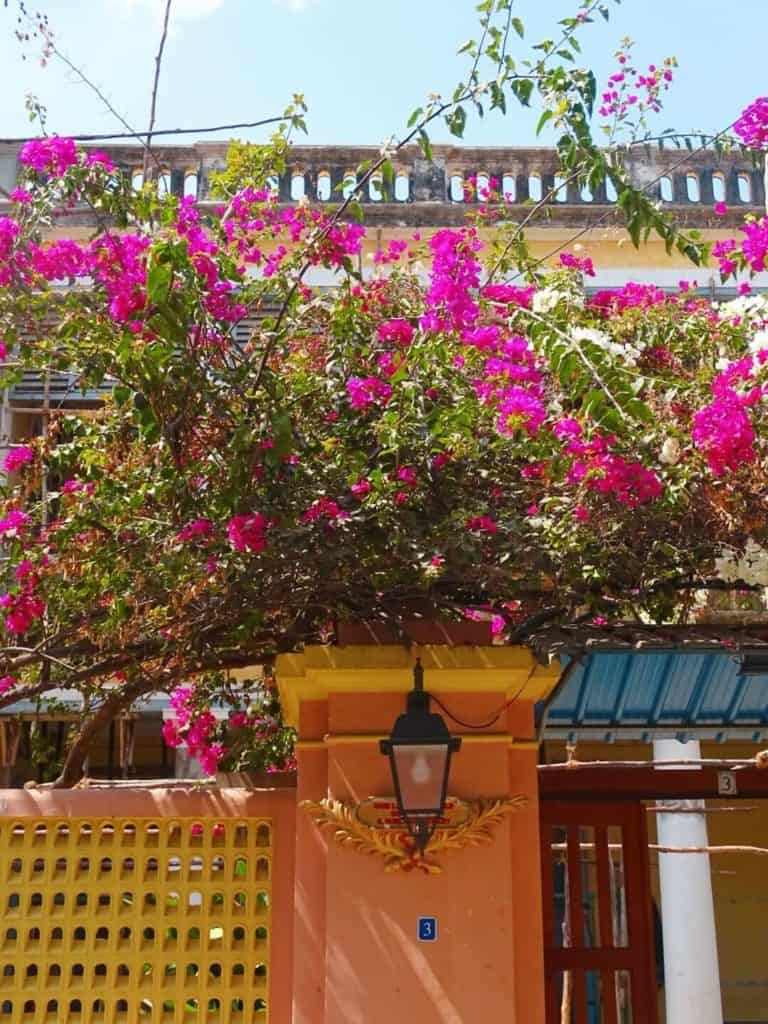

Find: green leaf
<box><xmin>536</xmin><ymin>110</ymin><xmax>553</xmax><ymax>136</ymax></box>
<box><xmin>146</xmin><ymin>261</ymin><xmax>172</xmax><ymax>306</ymax></box>
<box><xmin>446</xmin><ymin>106</ymin><xmax>467</xmax><ymax>139</ymax></box>
<box><xmin>511</xmin><ymin>79</ymin><xmax>534</xmax><ymax>107</ymax></box>
<box><xmin>512</xmin><ymin>16</ymin><xmax>524</xmax><ymax>37</ymax></box>
<box><xmin>418</xmin><ymin>129</ymin><xmax>433</xmax><ymax>161</ymax></box>
<box><xmin>625</xmin><ymin>398</ymin><xmax>654</xmax><ymax>423</ymax></box>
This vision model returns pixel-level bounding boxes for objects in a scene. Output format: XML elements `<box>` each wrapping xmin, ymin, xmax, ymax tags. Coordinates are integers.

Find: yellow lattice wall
<box><xmin>0</xmin><ymin>814</ymin><xmax>274</xmax><ymax>1024</ymax></box>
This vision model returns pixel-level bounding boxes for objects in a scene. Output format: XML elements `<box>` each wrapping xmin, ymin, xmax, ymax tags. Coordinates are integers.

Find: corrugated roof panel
<box><xmin>544</xmin><ymin>650</ymin><xmax>768</xmax><ymax>741</ymax></box>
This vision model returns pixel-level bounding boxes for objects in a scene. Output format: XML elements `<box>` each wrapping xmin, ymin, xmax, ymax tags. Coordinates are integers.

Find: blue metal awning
<box><xmin>541</xmin><ymin>650</ymin><xmax>768</xmax><ymax>743</ymax></box>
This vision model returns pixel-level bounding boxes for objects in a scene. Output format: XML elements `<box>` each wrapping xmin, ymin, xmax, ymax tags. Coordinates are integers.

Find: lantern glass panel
<box><xmin>392</xmin><ymin>743</ymin><xmax>449</xmax><ymax>815</ymax></box>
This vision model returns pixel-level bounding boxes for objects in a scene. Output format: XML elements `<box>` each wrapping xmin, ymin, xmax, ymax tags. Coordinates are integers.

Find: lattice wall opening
<box><xmin>0</xmin><ymin>817</ymin><xmax>273</xmax><ymax>1023</ymax></box>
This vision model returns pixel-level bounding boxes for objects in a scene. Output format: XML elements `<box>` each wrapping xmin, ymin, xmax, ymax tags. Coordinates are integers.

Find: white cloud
<box><xmin>272</xmin><ymin>0</ymin><xmax>318</xmax><ymax>10</ymax></box>
<box><xmin>110</xmin><ymin>0</ymin><xmax>225</xmax><ymax>19</ymax></box>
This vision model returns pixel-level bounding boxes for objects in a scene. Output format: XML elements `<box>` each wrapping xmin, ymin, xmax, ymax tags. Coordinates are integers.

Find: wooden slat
<box><xmin>601</xmin><ymin>969</ymin><xmax>619</xmax><ymax>1024</ymax></box>
<box><xmin>566</xmin><ymin>826</ymin><xmax>588</xmax><ymax>1024</ymax></box>
<box><xmin>594</xmin><ymin>825</ymin><xmax>614</xmax><ymax>950</ymax></box>
<box><xmin>630</xmin><ymin>804</ymin><xmax>660</xmax><ymax>1024</ymax></box>
<box><xmin>540</xmin><ymin>820</ymin><xmax>561</xmax><ymax>1024</ymax></box>
<box><xmin>566</xmin><ymin>825</ymin><xmax>585</xmax><ymax>950</ymax></box>
<box><xmin>540</xmin><ymin>820</ymin><xmax>556</xmax><ymax>951</ymax></box>
<box><xmin>571</xmin><ymin>967</ymin><xmax>588</xmax><ymax>1024</ymax></box>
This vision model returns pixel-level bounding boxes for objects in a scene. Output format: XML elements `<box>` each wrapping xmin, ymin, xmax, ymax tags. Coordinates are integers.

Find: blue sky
<box><xmin>0</xmin><ymin>0</ymin><xmax>761</xmax><ymax>148</ymax></box>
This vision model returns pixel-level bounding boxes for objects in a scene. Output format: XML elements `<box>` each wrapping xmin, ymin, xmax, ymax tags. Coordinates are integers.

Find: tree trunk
<box><xmin>48</xmin><ymin>678</ymin><xmax>155</xmax><ymax>788</ymax></box>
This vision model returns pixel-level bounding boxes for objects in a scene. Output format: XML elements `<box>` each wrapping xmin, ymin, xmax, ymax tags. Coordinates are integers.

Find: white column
<box><xmin>653</xmin><ymin>738</ymin><xmax>723</xmax><ymax>1024</ymax></box>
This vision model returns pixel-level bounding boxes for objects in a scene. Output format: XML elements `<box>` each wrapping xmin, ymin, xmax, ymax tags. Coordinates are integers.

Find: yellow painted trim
<box><xmin>297</xmin><ymin>733</ymin><xmax>541</xmax><ymax>748</ymax></box>
<box><xmin>276</xmin><ymin>644</ymin><xmax>561</xmax><ymax>729</ymax></box>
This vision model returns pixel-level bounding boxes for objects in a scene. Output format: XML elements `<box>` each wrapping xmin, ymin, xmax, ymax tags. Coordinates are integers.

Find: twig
<box><xmin>11</xmin><ymin>6</ymin><xmax>164</xmax><ymax>175</ymax></box>
<box><xmin>539</xmin><ymin>754</ymin><xmax>768</xmax><ymax>770</ymax></box>
<box><xmin>646</xmin><ymin>805</ymin><xmax>757</xmax><ymax>814</ymax></box>
<box><xmin>514</xmin><ymin>120</ymin><xmax>739</xmax><ymax>279</ymax></box>
<box><xmin>652</xmin><ymin>844</ymin><xmax>768</xmax><ymax>856</ymax></box>
<box><xmin>525</xmin><ymin>307</ymin><xmax>629</xmax><ymax>422</ymax></box>
<box><xmin>484</xmin><ymin>167</ymin><xmax>582</xmax><ymax>286</ymax></box>
<box><xmin>551</xmin><ymin>841</ymin><xmax>768</xmax><ymax>855</ymax></box>
<box><xmin>142</xmin><ymin>0</ymin><xmax>173</xmax><ymax>180</ymax></box>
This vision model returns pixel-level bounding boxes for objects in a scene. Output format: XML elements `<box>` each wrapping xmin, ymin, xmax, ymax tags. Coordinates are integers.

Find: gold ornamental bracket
<box><xmin>300</xmin><ymin>795</ymin><xmax>526</xmax><ymax>874</ymax></box>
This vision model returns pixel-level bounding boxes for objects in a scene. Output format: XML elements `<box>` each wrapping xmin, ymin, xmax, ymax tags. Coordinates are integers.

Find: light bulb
<box><xmin>410</xmin><ymin>753</ymin><xmax>431</xmax><ymax>784</ymax></box>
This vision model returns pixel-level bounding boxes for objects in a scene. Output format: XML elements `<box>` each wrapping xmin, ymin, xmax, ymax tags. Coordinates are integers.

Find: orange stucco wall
<box><xmin>290</xmin><ymin>678</ymin><xmax>548</xmax><ymax>1024</ymax></box>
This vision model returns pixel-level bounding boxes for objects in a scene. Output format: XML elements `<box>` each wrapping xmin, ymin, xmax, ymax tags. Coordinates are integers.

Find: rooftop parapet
<box><xmin>0</xmin><ymin>141</ymin><xmax>762</xmax><ymax>227</ymax></box>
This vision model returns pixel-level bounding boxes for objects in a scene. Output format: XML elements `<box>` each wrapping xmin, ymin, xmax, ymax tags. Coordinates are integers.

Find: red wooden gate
<box><xmin>540</xmin><ymin>800</ymin><xmax>658</xmax><ymax>1024</ymax></box>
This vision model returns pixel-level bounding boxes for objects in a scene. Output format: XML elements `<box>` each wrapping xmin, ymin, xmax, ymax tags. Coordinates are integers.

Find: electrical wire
<box><xmin>0</xmin><ymin>116</ymin><xmax>290</xmax><ymax>145</ymax></box>
<box><xmin>430</xmin><ymin>676</ymin><xmax>531</xmax><ymax>731</ymax></box>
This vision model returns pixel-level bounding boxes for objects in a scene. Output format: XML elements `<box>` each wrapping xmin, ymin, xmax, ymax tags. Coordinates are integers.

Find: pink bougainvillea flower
<box><xmin>396</xmin><ymin>465</ymin><xmax>417</xmax><ymax>487</ymax></box>
<box><xmin>3</xmin><ymin>446</ymin><xmax>34</xmax><ymax>474</ymax></box>
<box><xmin>553</xmin><ymin>418</ymin><xmax>583</xmax><ymax>442</ymax></box>
<box><xmin>0</xmin><ymin>675</ymin><xmax>15</xmax><ymax>697</ymax></box>
<box><xmin>420</xmin><ymin>227</ymin><xmax>482</xmax><ymax>333</ymax></box>
<box><xmin>0</xmin><ymin>509</ymin><xmax>29</xmax><ymax>536</ymax></box>
<box><xmin>226</xmin><ymin>513</ymin><xmax>268</xmax><ymax>553</ymax></box>
<box><xmin>169</xmin><ymin>685</ymin><xmax>195</xmax><ymax>727</ymax></box>
<box><xmin>490</xmin><ymin>614</ymin><xmax>506</xmax><ymax>637</ymax></box>
<box><xmin>589</xmin><ymin>282</ymin><xmax>667</xmax><ymax>314</ymax></box>
<box><xmin>378</xmin><ymin>318</ymin><xmax>415</xmax><ymax>347</ymax></box>
<box><xmin>559</xmin><ymin>251</ymin><xmax>595</xmax><ymax>277</ymax></box>
<box><xmin>85</xmin><ymin>151</ymin><xmax>115</xmax><ymax>172</ymax></box>
<box><xmin>162</xmin><ymin>719</ymin><xmax>183</xmax><ymax>748</ymax></box>
<box><xmin>0</xmin><ymin>590</ymin><xmax>46</xmax><ymax>634</ymax></box>
<box><xmin>734</xmin><ymin>97</ymin><xmax>768</xmax><ymax>150</ymax></box>
<box><xmin>692</xmin><ymin>385</ymin><xmax>756</xmax><ymax>476</ymax></box>
<box><xmin>19</xmin><ymin>136</ymin><xmax>78</xmax><ymax>176</ymax></box>
<box><xmin>198</xmin><ymin>742</ymin><xmax>226</xmax><ymax>775</ymax></box>
<box><xmin>714</xmin><ymin>201</ymin><xmax>728</xmax><ymax>217</ymax></box>
<box><xmin>480</xmin><ymin>283</ymin><xmax>535</xmax><ymax>308</ymax></box>
<box><xmin>466</xmin><ymin>515</ymin><xmax>498</xmax><ymax>533</ymax></box>
<box><xmin>346</xmin><ymin>375</ymin><xmax>393</xmax><ymax>411</ymax></box>
<box><xmin>60</xmin><ymin>478</ymin><xmax>95</xmax><ymax>499</ymax></box>
<box><xmin>351</xmin><ymin>479</ymin><xmax>371</xmax><ymax>500</ymax></box>
<box><xmin>302</xmin><ymin>497</ymin><xmax>346</xmax><ymax>523</ymax></box>
<box><xmin>177</xmin><ymin>518</ymin><xmax>214</xmax><ymax>542</ymax></box>
<box><xmin>14</xmin><ymin>561</ymin><xmax>34</xmax><ymax>582</ymax></box>
<box><xmin>495</xmin><ymin>387</ymin><xmax>546</xmax><ymax>437</ymax></box>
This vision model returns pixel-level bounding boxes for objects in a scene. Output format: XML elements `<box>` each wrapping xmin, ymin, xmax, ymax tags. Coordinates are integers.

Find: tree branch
<box><xmin>142</xmin><ymin>0</ymin><xmax>173</xmax><ymax>180</ymax></box>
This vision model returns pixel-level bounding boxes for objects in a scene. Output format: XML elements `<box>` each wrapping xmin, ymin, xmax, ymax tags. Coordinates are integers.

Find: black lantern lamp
<box><xmin>380</xmin><ymin>658</ymin><xmax>461</xmax><ymax>852</ymax></box>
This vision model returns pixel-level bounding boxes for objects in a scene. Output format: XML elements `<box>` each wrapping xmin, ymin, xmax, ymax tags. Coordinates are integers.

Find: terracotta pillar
<box><xmin>278</xmin><ymin>644</ymin><xmax>560</xmax><ymax>1024</ymax></box>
